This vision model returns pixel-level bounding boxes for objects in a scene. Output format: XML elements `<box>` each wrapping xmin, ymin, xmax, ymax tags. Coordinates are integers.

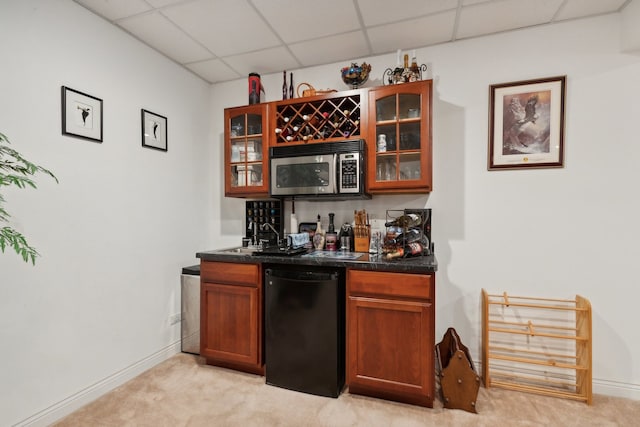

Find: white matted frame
<box><xmin>61</xmin><ymin>86</ymin><xmax>103</xmax><ymax>142</ymax></box>
<box><xmin>488</xmin><ymin>76</ymin><xmax>566</xmax><ymax>170</ymax></box>
<box><xmin>141</xmin><ymin>109</ymin><xmax>167</xmax><ymax>152</ymax></box>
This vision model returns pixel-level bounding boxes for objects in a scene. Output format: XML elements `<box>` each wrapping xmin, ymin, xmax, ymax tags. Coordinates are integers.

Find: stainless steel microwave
<box><xmin>270</xmin><ymin>140</ymin><xmax>369</xmax><ymax>200</ymax></box>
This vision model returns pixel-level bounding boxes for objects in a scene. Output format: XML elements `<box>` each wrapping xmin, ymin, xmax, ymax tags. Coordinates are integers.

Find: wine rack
<box><xmin>383</xmin><ymin>208</ymin><xmax>432</xmax><ymax>258</ymax></box>
<box><xmin>482</xmin><ymin>290</ymin><xmax>592</xmax><ymax>405</ymax></box>
<box><xmin>245</xmin><ymin>199</ymin><xmax>282</xmax><ymax>245</ymax></box>
<box><xmin>271</xmin><ymin>89</ymin><xmax>363</xmax><ymax>145</ymax></box>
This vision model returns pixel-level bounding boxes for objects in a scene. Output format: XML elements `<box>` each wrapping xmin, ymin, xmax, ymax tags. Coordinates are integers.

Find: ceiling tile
<box><xmin>162</xmin><ymin>0</ymin><xmax>281</xmax><ymax>56</ymax></box>
<box><xmin>74</xmin><ymin>0</ymin><xmax>151</xmax><ymax>20</ymax></box>
<box><xmin>144</xmin><ymin>0</ymin><xmax>191</xmax><ymax>7</ymax></box>
<box><xmin>224</xmin><ymin>46</ymin><xmax>300</xmax><ymax>78</ymax></box>
<box><xmin>118</xmin><ymin>11</ymin><xmax>212</xmax><ymax>64</ymax></box>
<box><xmin>252</xmin><ymin>0</ymin><xmax>360</xmax><ymax>44</ymax></box>
<box><xmin>462</xmin><ymin>0</ymin><xmax>491</xmax><ymax>5</ymax></box>
<box><xmin>457</xmin><ymin>0</ymin><xmax>564</xmax><ymax>39</ymax></box>
<box><xmin>367</xmin><ymin>10</ymin><xmax>456</xmax><ymax>55</ymax></box>
<box><xmin>554</xmin><ymin>0</ymin><xmax>627</xmax><ymax>21</ymax></box>
<box><xmin>358</xmin><ymin>0</ymin><xmax>458</xmax><ymax>26</ymax></box>
<box><xmin>186</xmin><ymin>58</ymin><xmax>241</xmax><ymax>83</ymax></box>
<box><xmin>289</xmin><ymin>31</ymin><xmax>370</xmax><ymax>68</ymax></box>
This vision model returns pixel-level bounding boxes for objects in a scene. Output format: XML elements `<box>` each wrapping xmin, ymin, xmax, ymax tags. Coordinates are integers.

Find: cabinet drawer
<box><xmin>347</xmin><ymin>269</ymin><xmax>432</xmax><ymax>300</ymax></box>
<box><xmin>201</xmin><ymin>261</ymin><xmax>259</xmax><ymax>286</ymax></box>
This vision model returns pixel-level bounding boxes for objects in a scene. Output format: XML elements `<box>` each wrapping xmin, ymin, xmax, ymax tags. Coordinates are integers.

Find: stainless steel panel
<box><xmin>181</xmin><ymin>271</ymin><xmax>200</xmax><ymax>355</ymax></box>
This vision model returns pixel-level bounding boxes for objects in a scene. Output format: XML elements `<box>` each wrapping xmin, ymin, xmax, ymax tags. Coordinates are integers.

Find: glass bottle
<box><xmin>282</xmin><ymin>71</ymin><xmax>287</xmax><ymax>100</ymax></box>
<box><xmin>384</xmin><ymin>213</ymin><xmax>422</xmax><ymax>229</ymax></box>
<box><xmin>377</xmin><ymin>134</ymin><xmax>387</xmax><ymax>152</ymax></box>
<box><xmin>289</xmin><ymin>72</ymin><xmax>294</xmax><ymax>99</ymax></box>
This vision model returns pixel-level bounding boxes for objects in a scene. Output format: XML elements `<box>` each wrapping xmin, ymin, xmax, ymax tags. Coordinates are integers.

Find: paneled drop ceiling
<box><xmin>73</xmin><ymin>0</ymin><xmax>631</xmax><ymax>84</ymax></box>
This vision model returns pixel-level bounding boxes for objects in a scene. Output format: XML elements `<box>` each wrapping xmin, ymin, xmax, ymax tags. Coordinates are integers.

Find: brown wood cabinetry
<box><xmin>346</xmin><ymin>268</ymin><xmax>435</xmax><ymax>407</ymax></box>
<box><xmin>222</xmin><ymin>81</ymin><xmax>433</xmax><ymax>197</ymax></box>
<box><xmin>200</xmin><ymin>261</ymin><xmax>264</xmax><ymax>375</ymax></box>
<box><xmin>366</xmin><ymin>80</ymin><xmax>432</xmax><ymax>193</ymax></box>
<box><xmin>224</xmin><ymin>104</ymin><xmax>270</xmax><ymax>198</ymax></box>
<box><xmin>269</xmin><ymin>89</ymin><xmax>366</xmax><ymax>146</ymax></box>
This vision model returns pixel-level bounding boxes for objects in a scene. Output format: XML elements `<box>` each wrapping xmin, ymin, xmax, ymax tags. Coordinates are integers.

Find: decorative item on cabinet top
<box><xmin>273</xmin><ymin>90</ymin><xmax>362</xmax><ymax>144</ymax></box>
<box><xmin>341</xmin><ymin>62</ymin><xmax>371</xmax><ymax>89</ymax></box>
<box><xmin>383</xmin><ymin>50</ymin><xmax>427</xmax><ymax>85</ymax></box>
<box><xmin>296</xmin><ymin>82</ymin><xmax>337</xmax><ymax>98</ymax></box>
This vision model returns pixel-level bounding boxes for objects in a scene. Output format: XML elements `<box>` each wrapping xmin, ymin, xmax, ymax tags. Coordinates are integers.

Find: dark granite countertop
<box><xmin>196</xmin><ymin>248</ymin><xmax>437</xmax><ymax>274</ymax></box>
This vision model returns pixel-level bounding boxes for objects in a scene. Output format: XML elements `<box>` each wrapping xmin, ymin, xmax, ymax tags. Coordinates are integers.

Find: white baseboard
<box><xmin>593</xmin><ymin>378</ymin><xmax>640</xmax><ymax>400</ymax></box>
<box><xmin>14</xmin><ymin>340</ymin><xmax>181</xmax><ymax>427</ymax></box>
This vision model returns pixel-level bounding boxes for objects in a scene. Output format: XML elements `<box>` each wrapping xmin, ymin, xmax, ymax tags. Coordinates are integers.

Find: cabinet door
<box><xmin>347</xmin><ymin>295</ymin><xmax>434</xmax><ymax>407</ymax></box>
<box><xmin>224</xmin><ymin>104</ymin><xmax>269</xmax><ymax>197</ymax></box>
<box><xmin>201</xmin><ymin>282</ymin><xmax>261</xmax><ymax>370</ymax></box>
<box><xmin>367</xmin><ymin>80</ymin><xmax>432</xmax><ymax>193</ymax></box>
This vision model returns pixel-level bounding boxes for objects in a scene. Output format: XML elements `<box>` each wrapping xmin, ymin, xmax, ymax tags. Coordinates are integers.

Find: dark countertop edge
<box><xmin>196</xmin><ymin>249</ymin><xmax>437</xmax><ymax>274</ymax></box>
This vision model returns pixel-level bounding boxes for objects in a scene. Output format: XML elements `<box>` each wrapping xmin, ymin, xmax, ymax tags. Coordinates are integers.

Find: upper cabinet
<box><xmin>224</xmin><ymin>104</ymin><xmax>269</xmax><ymax>198</ymax></box>
<box><xmin>366</xmin><ymin>80</ymin><xmax>432</xmax><ymax>193</ymax></box>
<box><xmin>222</xmin><ymin>80</ymin><xmax>433</xmax><ymax>198</ymax></box>
<box><xmin>269</xmin><ymin>89</ymin><xmax>366</xmax><ymax>146</ymax></box>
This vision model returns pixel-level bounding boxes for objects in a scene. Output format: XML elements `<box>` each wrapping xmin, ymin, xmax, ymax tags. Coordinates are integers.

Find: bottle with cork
<box><xmin>325</xmin><ymin>213</ymin><xmax>338</xmax><ymax>251</ymax></box>
<box><xmin>313</xmin><ymin>214</ymin><xmax>325</xmax><ymax>250</ymax></box>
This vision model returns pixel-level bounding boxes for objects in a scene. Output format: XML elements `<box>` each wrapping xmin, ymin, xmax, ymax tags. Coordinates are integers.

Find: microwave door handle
<box><xmin>332</xmin><ymin>155</ymin><xmax>338</xmax><ymax>194</ymax></box>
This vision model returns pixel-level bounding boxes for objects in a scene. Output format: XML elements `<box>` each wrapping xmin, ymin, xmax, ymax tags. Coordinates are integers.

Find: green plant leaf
<box><xmin>0</xmin><ymin>132</ymin><xmax>57</xmax><ymax>264</ymax></box>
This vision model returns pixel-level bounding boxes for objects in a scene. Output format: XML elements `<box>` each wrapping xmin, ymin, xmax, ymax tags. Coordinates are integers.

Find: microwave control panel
<box><xmin>338</xmin><ymin>152</ymin><xmax>360</xmax><ymax>193</ymax></box>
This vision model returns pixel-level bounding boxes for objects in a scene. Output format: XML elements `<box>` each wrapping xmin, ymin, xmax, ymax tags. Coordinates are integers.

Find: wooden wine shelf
<box><xmin>271</xmin><ymin>89</ymin><xmax>364</xmax><ymax>145</ymax></box>
<box><xmin>482</xmin><ymin>290</ymin><xmax>592</xmax><ymax>405</ymax></box>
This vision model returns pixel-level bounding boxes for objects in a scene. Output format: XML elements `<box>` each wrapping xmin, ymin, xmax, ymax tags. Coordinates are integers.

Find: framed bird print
<box><xmin>61</xmin><ymin>86</ymin><xmax>103</xmax><ymax>142</ymax></box>
<box><xmin>488</xmin><ymin>76</ymin><xmax>566</xmax><ymax>170</ymax></box>
<box><xmin>141</xmin><ymin>109</ymin><xmax>167</xmax><ymax>152</ymax></box>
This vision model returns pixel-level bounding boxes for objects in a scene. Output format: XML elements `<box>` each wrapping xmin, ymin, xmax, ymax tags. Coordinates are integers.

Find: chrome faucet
<box><xmin>261</xmin><ymin>222</ymin><xmax>280</xmax><ymax>246</ymax></box>
<box><xmin>248</xmin><ymin>219</ymin><xmax>258</xmax><ymax>246</ymax></box>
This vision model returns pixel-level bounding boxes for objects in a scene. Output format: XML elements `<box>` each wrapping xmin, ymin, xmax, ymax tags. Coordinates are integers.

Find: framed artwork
<box><xmin>488</xmin><ymin>76</ymin><xmax>566</xmax><ymax>170</ymax></box>
<box><xmin>141</xmin><ymin>109</ymin><xmax>167</xmax><ymax>151</ymax></box>
<box><xmin>61</xmin><ymin>86</ymin><xmax>103</xmax><ymax>142</ymax></box>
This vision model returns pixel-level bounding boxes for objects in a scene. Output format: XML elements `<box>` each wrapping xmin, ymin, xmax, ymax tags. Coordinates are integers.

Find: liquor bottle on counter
<box><xmin>313</xmin><ymin>214</ymin><xmax>325</xmax><ymax>250</ymax></box>
<box><xmin>282</xmin><ymin>71</ymin><xmax>287</xmax><ymax>100</ymax></box>
<box><xmin>385</xmin><ymin>213</ymin><xmax>422</xmax><ymax>229</ymax></box>
<box><xmin>325</xmin><ymin>213</ymin><xmax>337</xmax><ymax>251</ymax></box>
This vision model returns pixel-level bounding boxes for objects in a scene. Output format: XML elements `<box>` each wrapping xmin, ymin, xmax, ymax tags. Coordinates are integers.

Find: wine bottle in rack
<box><xmin>385</xmin><ymin>213</ymin><xmax>422</xmax><ymax>228</ymax></box>
<box><xmin>342</xmin><ymin>121</ymin><xmax>352</xmax><ymax>138</ymax></box>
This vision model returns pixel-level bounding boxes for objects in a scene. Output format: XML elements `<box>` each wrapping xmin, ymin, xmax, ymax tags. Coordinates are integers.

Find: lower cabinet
<box><xmin>200</xmin><ymin>261</ymin><xmax>264</xmax><ymax>375</ymax></box>
<box><xmin>346</xmin><ymin>269</ymin><xmax>435</xmax><ymax>407</ymax></box>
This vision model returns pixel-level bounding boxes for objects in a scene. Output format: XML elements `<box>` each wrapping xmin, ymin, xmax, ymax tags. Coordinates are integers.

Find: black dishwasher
<box><xmin>264</xmin><ymin>267</ymin><xmax>345</xmax><ymax>398</ymax></box>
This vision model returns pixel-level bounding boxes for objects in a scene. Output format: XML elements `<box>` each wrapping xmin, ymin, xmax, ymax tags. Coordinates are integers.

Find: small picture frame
<box><xmin>61</xmin><ymin>86</ymin><xmax>103</xmax><ymax>142</ymax></box>
<box><xmin>141</xmin><ymin>109</ymin><xmax>167</xmax><ymax>152</ymax></box>
<box><xmin>488</xmin><ymin>76</ymin><xmax>566</xmax><ymax>170</ymax></box>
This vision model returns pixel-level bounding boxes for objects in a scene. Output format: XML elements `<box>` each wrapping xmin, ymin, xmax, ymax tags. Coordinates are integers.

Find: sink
<box><xmin>218</xmin><ymin>246</ymin><xmax>256</xmax><ymax>255</ymax></box>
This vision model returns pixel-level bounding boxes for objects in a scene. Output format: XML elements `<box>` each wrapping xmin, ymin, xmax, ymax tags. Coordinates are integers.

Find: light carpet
<box><xmin>54</xmin><ymin>353</ymin><xmax>640</xmax><ymax>426</ymax></box>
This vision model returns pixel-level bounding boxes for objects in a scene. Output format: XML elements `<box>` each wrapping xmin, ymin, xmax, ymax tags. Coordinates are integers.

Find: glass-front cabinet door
<box><xmin>367</xmin><ymin>80</ymin><xmax>432</xmax><ymax>193</ymax></box>
<box><xmin>224</xmin><ymin>104</ymin><xmax>269</xmax><ymax>197</ymax></box>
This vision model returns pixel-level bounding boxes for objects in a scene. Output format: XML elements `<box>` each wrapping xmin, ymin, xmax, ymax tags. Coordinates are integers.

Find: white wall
<box><xmin>0</xmin><ymin>1</ymin><xmax>213</xmax><ymax>425</ymax></box>
<box><xmin>622</xmin><ymin>0</ymin><xmax>640</xmax><ymax>53</ymax></box>
<box><xmin>212</xmin><ymin>14</ymin><xmax>640</xmax><ymax>400</ymax></box>
<box><xmin>1</xmin><ymin>2</ymin><xmax>639</xmax><ymax>425</ymax></box>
